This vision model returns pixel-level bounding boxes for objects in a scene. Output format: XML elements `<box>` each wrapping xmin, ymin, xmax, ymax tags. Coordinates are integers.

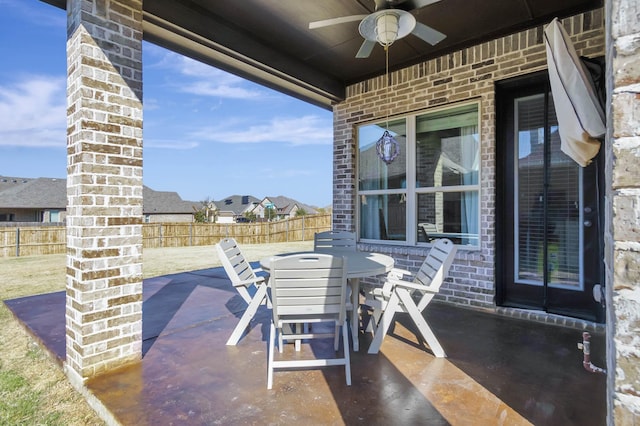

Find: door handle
<box><xmin>584</xmin><ymin>220</ymin><xmax>592</xmax><ymax>227</ymax></box>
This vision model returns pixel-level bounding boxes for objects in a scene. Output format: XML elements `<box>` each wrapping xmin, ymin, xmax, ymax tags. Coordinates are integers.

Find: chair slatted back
<box><xmin>414</xmin><ymin>239</ymin><xmax>456</xmax><ymax>288</ymax></box>
<box><xmin>270</xmin><ymin>254</ymin><xmax>347</xmax><ymax>324</ymax></box>
<box><xmin>413</xmin><ymin>239</ymin><xmax>456</xmax><ymax>311</ymax></box>
<box><xmin>216</xmin><ymin>237</ymin><xmax>265</xmax><ymax>306</ymax></box>
<box><xmin>314</xmin><ymin>230</ymin><xmax>356</xmax><ymax>251</ymax></box>
<box><xmin>216</xmin><ymin>238</ymin><xmax>256</xmax><ymax>285</ymax></box>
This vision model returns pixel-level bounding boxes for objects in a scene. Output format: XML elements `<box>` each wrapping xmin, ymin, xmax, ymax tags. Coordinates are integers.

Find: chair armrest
<box><xmin>387</xmin><ymin>268</ymin><xmax>412</xmax><ymax>279</ymax></box>
<box><xmin>392</xmin><ymin>279</ymin><xmax>438</xmax><ymax>293</ymax></box>
<box><xmin>368</xmin><ymin>287</ymin><xmax>392</xmax><ymax>299</ymax></box>
<box><xmin>232</xmin><ymin>276</ymin><xmax>266</xmax><ymax>288</ymax></box>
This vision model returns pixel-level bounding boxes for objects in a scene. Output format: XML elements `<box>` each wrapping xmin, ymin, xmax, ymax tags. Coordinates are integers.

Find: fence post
<box><xmin>189</xmin><ymin>222</ymin><xmax>193</xmax><ymax>246</ymax></box>
<box><xmin>286</xmin><ymin>218</ymin><xmax>289</xmax><ymax>242</ymax></box>
<box><xmin>302</xmin><ymin>216</ymin><xmax>305</xmax><ymax>241</ymax></box>
<box><xmin>16</xmin><ymin>227</ymin><xmax>20</xmax><ymax>257</ymax></box>
<box><xmin>159</xmin><ymin>224</ymin><xmax>163</xmax><ymax>247</ymax></box>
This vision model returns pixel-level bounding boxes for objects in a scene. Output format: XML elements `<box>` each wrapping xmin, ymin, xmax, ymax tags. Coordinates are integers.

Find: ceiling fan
<box><xmin>309</xmin><ymin>0</ymin><xmax>446</xmax><ymax>58</ymax></box>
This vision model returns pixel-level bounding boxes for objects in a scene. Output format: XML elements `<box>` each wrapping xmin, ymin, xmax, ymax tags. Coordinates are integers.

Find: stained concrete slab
<box><xmin>5</xmin><ymin>266</ymin><xmax>606</xmax><ymax>425</ymax></box>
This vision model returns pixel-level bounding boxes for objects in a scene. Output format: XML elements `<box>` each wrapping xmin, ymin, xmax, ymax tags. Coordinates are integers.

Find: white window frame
<box><xmin>356</xmin><ymin>100</ymin><xmax>481</xmax><ymax>247</ymax></box>
<box><xmin>49</xmin><ymin>210</ymin><xmax>60</xmax><ymax>222</ymax></box>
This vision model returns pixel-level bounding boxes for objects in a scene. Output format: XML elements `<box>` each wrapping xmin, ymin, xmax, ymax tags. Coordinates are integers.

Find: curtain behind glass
<box><xmin>461</xmin><ymin>126</ymin><xmax>479</xmax><ymax>243</ymax></box>
<box><xmin>360</xmin><ymin>194</ymin><xmax>406</xmax><ymax>240</ymax></box>
<box><xmin>358</xmin><ymin>120</ymin><xmax>407</xmax><ymax>191</ymax></box>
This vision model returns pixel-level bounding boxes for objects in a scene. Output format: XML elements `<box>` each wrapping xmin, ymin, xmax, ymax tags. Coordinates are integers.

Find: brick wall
<box><xmin>334</xmin><ymin>10</ymin><xmax>605</xmax><ymax>310</ymax></box>
<box><xmin>65</xmin><ymin>0</ymin><xmax>144</xmax><ymax>382</ymax></box>
<box><xmin>605</xmin><ymin>0</ymin><xmax>640</xmax><ymax>421</ymax></box>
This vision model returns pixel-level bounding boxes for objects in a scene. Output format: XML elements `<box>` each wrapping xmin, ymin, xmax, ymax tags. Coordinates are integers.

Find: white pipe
<box><xmin>578</xmin><ymin>331</ymin><xmax>606</xmax><ymax>374</ymax></box>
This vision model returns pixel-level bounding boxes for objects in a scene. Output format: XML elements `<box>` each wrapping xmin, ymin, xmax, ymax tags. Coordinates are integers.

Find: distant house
<box><xmin>0</xmin><ymin>176</ymin><xmax>198</xmax><ymax>224</ymax></box>
<box><xmin>0</xmin><ymin>177</ymin><xmax>67</xmax><ymax>223</ymax></box>
<box><xmin>214</xmin><ymin>195</ymin><xmax>260</xmax><ymax>223</ymax></box>
<box><xmin>142</xmin><ymin>187</ymin><xmax>198</xmax><ymax>223</ymax></box>
<box><xmin>253</xmin><ymin>196</ymin><xmax>318</xmax><ymax>221</ymax></box>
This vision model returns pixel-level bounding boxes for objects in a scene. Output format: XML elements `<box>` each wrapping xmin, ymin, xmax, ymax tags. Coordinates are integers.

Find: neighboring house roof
<box><xmin>0</xmin><ymin>177</ymin><xmax>66</xmax><ymax>209</ymax></box>
<box><xmin>215</xmin><ymin>195</ymin><xmax>260</xmax><ymax>216</ymax></box>
<box><xmin>261</xmin><ymin>196</ymin><xmax>318</xmax><ymax>215</ymax></box>
<box><xmin>0</xmin><ymin>176</ymin><xmax>196</xmax><ymax>215</ymax></box>
<box><xmin>142</xmin><ymin>186</ymin><xmax>197</xmax><ymax>214</ymax></box>
<box><xmin>0</xmin><ymin>177</ymin><xmax>319</xmax><ymax>217</ymax></box>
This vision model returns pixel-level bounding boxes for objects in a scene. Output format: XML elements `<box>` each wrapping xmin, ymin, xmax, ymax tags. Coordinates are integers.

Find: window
<box><xmin>0</xmin><ymin>213</ymin><xmax>15</xmax><ymax>222</ymax></box>
<box><xmin>50</xmin><ymin>210</ymin><xmax>60</xmax><ymax>222</ymax></box>
<box><xmin>357</xmin><ymin>102</ymin><xmax>480</xmax><ymax>246</ymax></box>
<box><xmin>514</xmin><ymin>93</ymin><xmax>581</xmax><ymax>288</ymax></box>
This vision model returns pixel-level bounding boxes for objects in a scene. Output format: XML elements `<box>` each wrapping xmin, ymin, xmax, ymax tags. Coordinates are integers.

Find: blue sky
<box><xmin>0</xmin><ymin>0</ymin><xmax>334</xmax><ymax>207</ymax></box>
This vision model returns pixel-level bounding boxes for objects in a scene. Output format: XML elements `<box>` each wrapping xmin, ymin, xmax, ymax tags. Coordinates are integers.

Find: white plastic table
<box><xmin>261</xmin><ymin>250</ymin><xmax>394</xmax><ymax>351</ymax></box>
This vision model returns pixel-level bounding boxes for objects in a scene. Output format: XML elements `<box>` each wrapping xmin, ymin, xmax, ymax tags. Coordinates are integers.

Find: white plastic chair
<box><xmin>365</xmin><ymin>239</ymin><xmax>456</xmax><ymax>356</ymax></box>
<box><xmin>314</xmin><ymin>230</ymin><xmax>356</xmax><ymax>251</ymax></box>
<box><xmin>267</xmin><ymin>253</ymin><xmax>351</xmax><ymax>389</ymax></box>
<box><xmin>216</xmin><ymin>237</ymin><xmax>269</xmax><ymax>346</ymax></box>
<box><xmin>313</xmin><ymin>230</ymin><xmax>357</xmax><ymax>341</ymax></box>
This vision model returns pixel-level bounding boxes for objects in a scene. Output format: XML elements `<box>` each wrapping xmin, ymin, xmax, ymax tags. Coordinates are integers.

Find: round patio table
<box><xmin>260</xmin><ymin>249</ymin><xmax>394</xmax><ymax>351</ymax></box>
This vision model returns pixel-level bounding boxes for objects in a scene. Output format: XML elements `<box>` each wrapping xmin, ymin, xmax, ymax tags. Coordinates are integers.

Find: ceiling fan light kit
<box><xmin>308</xmin><ymin>0</ymin><xmax>445</xmax><ymax>58</ymax></box>
<box><xmin>359</xmin><ymin>10</ymin><xmax>416</xmax><ymax>46</ymax></box>
<box><xmin>376</xmin><ymin>12</ymin><xmax>400</xmax><ymax>45</ymax></box>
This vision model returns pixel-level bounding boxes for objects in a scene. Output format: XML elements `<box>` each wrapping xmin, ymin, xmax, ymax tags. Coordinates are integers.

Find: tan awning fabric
<box><xmin>544</xmin><ymin>18</ymin><xmax>605</xmax><ymax>167</ymax></box>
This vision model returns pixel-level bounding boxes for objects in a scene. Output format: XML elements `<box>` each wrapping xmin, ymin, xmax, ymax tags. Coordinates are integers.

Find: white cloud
<box><xmin>0</xmin><ymin>76</ymin><xmax>66</xmax><ymax>148</ymax></box>
<box><xmin>190</xmin><ymin>115</ymin><xmax>332</xmax><ymax>146</ymax></box>
<box><xmin>147</xmin><ymin>50</ymin><xmax>263</xmax><ymax>100</ymax></box>
<box><xmin>143</xmin><ymin>97</ymin><xmax>161</xmax><ymax>111</ymax></box>
<box><xmin>177</xmin><ymin>56</ymin><xmax>234</xmax><ymax>81</ymax></box>
<box><xmin>144</xmin><ymin>139</ymin><xmax>199</xmax><ymax>150</ymax></box>
<box><xmin>180</xmin><ymin>80</ymin><xmax>261</xmax><ymax>99</ymax></box>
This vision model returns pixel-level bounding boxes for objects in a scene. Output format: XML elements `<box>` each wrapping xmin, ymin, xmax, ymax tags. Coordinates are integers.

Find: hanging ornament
<box><xmin>376</xmin><ymin>130</ymin><xmax>400</xmax><ymax>164</ymax></box>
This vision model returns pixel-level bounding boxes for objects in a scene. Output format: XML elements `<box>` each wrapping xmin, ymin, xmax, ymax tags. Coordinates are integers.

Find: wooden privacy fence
<box><xmin>0</xmin><ymin>214</ymin><xmax>331</xmax><ymax>257</ymax></box>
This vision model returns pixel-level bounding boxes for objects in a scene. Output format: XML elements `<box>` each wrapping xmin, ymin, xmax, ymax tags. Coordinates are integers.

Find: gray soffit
<box><xmin>41</xmin><ymin>0</ymin><xmax>602</xmax><ymax>109</ymax></box>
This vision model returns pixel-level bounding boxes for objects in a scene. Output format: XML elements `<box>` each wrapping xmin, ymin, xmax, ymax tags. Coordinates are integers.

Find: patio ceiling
<box><xmin>42</xmin><ymin>0</ymin><xmax>602</xmax><ymax>109</ymax></box>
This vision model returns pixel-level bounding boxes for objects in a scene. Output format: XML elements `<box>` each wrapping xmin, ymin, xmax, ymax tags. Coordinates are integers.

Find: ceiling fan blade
<box><xmin>309</xmin><ymin>15</ymin><xmax>368</xmax><ymax>29</ymax></box>
<box><xmin>394</xmin><ymin>0</ymin><xmax>442</xmax><ymax>11</ymax></box>
<box><xmin>356</xmin><ymin>39</ymin><xmax>377</xmax><ymax>58</ymax></box>
<box><xmin>412</xmin><ymin>22</ymin><xmax>446</xmax><ymax>45</ymax></box>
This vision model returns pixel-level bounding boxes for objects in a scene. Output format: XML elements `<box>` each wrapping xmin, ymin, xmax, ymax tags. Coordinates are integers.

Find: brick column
<box><xmin>332</xmin><ymin>104</ymin><xmax>356</xmax><ymax>232</ymax></box>
<box><xmin>605</xmin><ymin>0</ymin><xmax>640</xmax><ymax>422</ymax></box>
<box><xmin>65</xmin><ymin>0</ymin><xmax>143</xmax><ymax>383</ymax></box>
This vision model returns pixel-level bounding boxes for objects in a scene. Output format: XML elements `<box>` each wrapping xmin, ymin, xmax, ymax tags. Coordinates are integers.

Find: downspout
<box><xmin>577</xmin><ymin>332</ymin><xmax>606</xmax><ymax>374</ymax></box>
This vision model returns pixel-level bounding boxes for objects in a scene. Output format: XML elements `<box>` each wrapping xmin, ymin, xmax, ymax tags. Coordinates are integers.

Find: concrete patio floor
<box><xmin>5</xmin><ymin>265</ymin><xmax>606</xmax><ymax>425</ymax></box>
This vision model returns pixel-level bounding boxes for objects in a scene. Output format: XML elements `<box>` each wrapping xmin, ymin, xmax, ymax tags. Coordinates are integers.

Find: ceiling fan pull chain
<box><xmin>385</xmin><ymin>44</ymin><xmax>390</xmax><ymax>129</ymax></box>
<box><xmin>375</xmin><ymin>43</ymin><xmax>400</xmax><ymax>166</ymax></box>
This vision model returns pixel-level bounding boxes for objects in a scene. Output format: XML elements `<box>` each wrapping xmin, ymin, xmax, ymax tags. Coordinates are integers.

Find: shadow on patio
<box><xmin>5</xmin><ymin>265</ymin><xmax>606</xmax><ymax>425</ymax></box>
